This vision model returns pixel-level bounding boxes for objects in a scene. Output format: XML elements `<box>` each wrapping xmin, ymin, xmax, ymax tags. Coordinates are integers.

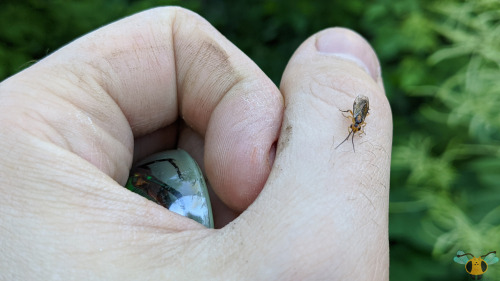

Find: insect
<box><xmin>454</xmin><ymin>250</ymin><xmax>499</xmax><ymax>280</ymax></box>
<box><xmin>335</xmin><ymin>95</ymin><xmax>369</xmax><ymax>152</ymax></box>
<box><xmin>125</xmin><ymin>150</ymin><xmax>215</xmax><ymax>228</ymax></box>
<box><xmin>127</xmin><ymin>158</ymin><xmax>184</xmax><ymax>209</ymax></box>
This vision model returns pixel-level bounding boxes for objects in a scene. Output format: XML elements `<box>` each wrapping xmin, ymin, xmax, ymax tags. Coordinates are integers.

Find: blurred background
<box><xmin>1</xmin><ymin>0</ymin><xmax>500</xmax><ymax>280</ymax></box>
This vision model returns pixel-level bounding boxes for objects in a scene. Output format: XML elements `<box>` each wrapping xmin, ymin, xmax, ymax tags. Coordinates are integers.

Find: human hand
<box><xmin>0</xmin><ymin>7</ymin><xmax>391</xmax><ymax>280</ymax></box>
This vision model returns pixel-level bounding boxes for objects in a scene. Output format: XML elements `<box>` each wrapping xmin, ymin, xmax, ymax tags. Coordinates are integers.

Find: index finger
<box><xmin>0</xmin><ymin>7</ymin><xmax>283</xmax><ymax>211</ymax></box>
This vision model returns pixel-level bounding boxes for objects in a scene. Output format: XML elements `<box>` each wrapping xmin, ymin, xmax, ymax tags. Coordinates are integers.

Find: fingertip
<box><xmin>205</xmin><ymin>78</ymin><xmax>283</xmax><ymax>212</ymax></box>
<box><xmin>315</xmin><ymin>27</ymin><xmax>381</xmax><ymax>82</ymax></box>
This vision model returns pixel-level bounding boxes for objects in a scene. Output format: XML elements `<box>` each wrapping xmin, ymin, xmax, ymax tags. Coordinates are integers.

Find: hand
<box><xmin>0</xmin><ymin>7</ymin><xmax>391</xmax><ymax>280</ymax></box>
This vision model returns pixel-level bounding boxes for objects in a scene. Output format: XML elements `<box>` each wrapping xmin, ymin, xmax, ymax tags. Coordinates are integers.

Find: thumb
<box><xmin>228</xmin><ymin>28</ymin><xmax>392</xmax><ymax>279</ymax></box>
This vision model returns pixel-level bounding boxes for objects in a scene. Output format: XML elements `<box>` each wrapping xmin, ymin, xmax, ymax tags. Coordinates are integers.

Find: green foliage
<box><xmin>1</xmin><ymin>0</ymin><xmax>500</xmax><ymax>280</ymax></box>
<box><xmin>388</xmin><ymin>0</ymin><xmax>500</xmax><ymax>280</ymax></box>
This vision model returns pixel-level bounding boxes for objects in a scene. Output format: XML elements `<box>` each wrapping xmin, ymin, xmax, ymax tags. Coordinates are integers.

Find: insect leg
<box><xmin>164</xmin><ymin>158</ymin><xmax>184</xmax><ymax>180</ymax></box>
<box><xmin>340</xmin><ymin>109</ymin><xmax>353</xmax><ymax>118</ymax></box>
<box><xmin>358</xmin><ymin>121</ymin><xmax>367</xmax><ymax>136</ymax></box>
<box><xmin>137</xmin><ymin>158</ymin><xmax>184</xmax><ymax>180</ymax></box>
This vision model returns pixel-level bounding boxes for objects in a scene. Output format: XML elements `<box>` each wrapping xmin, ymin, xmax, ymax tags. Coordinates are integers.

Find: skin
<box><xmin>0</xmin><ymin>7</ymin><xmax>392</xmax><ymax>281</ymax></box>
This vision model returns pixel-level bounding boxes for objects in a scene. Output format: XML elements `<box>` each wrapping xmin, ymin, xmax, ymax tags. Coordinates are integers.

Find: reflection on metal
<box><xmin>126</xmin><ymin>149</ymin><xmax>214</xmax><ymax>228</ymax></box>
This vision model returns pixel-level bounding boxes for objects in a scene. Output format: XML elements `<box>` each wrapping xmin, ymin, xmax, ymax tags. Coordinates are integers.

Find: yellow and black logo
<box><xmin>454</xmin><ymin>250</ymin><xmax>498</xmax><ymax>280</ymax></box>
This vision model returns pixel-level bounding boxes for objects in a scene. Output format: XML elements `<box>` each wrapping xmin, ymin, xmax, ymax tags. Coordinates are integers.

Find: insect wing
<box><xmin>353</xmin><ymin>95</ymin><xmax>369</xmax><ymax>120</ymax></box>
<box><xmin>484</xmin><ymin>252</ymin><xmax>499</xmax><ymax>265</ymax></box>
<box><xmin>454</xmin><ymin>251</ymin><xmax>470</xmax><ymax>264</ymax></box>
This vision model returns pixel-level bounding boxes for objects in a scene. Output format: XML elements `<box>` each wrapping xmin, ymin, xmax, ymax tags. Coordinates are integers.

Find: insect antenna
<box><xmin>335</xmin><ymin>130</ymin><xmax>353</xmax><ymax>150</ymax></box>
<box><xmin>482</xmin><ymin>251</ymin><xmax>496</xmax><ymax>258</ymax></box>
<box><xmin>351</xmin><ymin>131</ymin><xmax>356</xmax><ymax>153</ymax></box>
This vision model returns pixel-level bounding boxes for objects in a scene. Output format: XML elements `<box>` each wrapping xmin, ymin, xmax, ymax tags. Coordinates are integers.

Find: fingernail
<box><xmin>316</xmin><ymin>28</ymin><xmax>380</xmax><ymax>81</ymax></box>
